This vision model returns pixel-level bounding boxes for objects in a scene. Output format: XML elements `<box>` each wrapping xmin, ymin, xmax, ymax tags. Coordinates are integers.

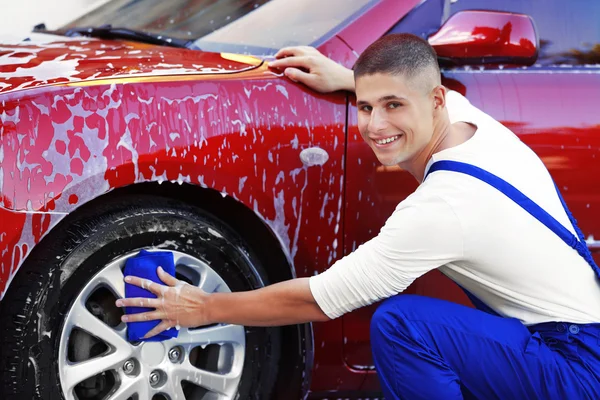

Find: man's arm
<box><xmin>118</xmin><ymin>194</ymin><xmax>463</xmax><ymax>337</ymax></box>
<box><xmin>208</xmin><ymin>278</ymin><xmax>330</xmax><ymax>326</ymax></box>
<box><xmin>117</xmin><ymin>271</ymin><xmax>330</xmax><ymax>338</ymax></box>
<box><xmin>269</xmin><ymin>46</ymin><xmax>355</xmax><ymax>93</ymax></box>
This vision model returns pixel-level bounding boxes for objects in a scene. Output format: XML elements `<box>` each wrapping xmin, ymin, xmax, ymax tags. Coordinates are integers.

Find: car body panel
<box><xmin>0</xmin><ymin>33</ymin><xmax>261</xmax><ymax>95</ymax></box>
<box><xmin>0</xmin><ymin>61</ymin><xmax>348</xmax><ymax>286</ymax></box>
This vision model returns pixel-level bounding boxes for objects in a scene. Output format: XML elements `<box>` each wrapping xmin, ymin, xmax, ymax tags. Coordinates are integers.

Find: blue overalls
<box><xmin>370</xmin><ymin>161</ymin><xmax>600</xmax><ymax>399</ymax></box>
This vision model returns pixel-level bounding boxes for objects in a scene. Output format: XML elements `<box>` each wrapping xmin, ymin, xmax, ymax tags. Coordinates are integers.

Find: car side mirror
<box><xmin>428</xmin><ymin>10</ymin><xmax>538</xmax><ymax>66</ymax></box>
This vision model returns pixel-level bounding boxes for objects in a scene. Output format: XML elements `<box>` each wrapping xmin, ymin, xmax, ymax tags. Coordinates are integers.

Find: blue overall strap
<box><xmin>426</xmin><ymin>160</ymin><xmax>600</xmax><ymax>280</ymax></box>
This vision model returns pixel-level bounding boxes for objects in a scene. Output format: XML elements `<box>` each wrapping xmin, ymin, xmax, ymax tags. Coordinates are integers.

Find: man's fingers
<box><xmin>284</xmin><ymin>68</ymin><xmax>317</xmax><ymax>86</ymax></box>
<box><xmin>157</xmin><ymin>266</ymin><xmax>178</xmax><ymax>287</ymax></box>
<box><xmin>124</xmin><ymin>276</ymin><xmax>164</xmax><ymax>296</ymax></box>
<box><xmin>143</xmin><ymin>320</ymin><xmax>174</xmax><ymax>339</ymax></box>
<box><xmin>116</xmin><ymin>297</ymin><xmax>160</xmax><ymax>309</ymax></box>
<box><xmin>269</xmin><ymin>55</ymin><xmax>312</xmax><ymax>70</ymax></box>
<box><xmin>121</xmin><ymin>310</ymin><xmax>164</xmax><ymax>323</ymax></box>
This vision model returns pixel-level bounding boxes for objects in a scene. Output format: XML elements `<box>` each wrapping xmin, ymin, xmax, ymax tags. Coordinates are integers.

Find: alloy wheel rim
<box><xmin>58</xmin><ymin>249</ymin><xmax>246</xmax><ymax>400</ymax></box>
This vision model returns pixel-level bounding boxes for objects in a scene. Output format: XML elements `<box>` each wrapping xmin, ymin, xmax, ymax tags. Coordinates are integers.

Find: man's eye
<box><xmin>388</xmin><ymin>102</ymin><xmax>401</xmax><ymax>109</ymax></box>
<box><xmin>360</xmin><ymin>105</ymin><xmax>372</xmax><ymax>112</ymax></box>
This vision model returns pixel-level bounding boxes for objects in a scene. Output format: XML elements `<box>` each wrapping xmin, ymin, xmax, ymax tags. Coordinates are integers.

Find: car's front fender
<box><xmin>0</xmin><ymin>66</ymin><xmax>347</xmax><ymax>299</ymax></box>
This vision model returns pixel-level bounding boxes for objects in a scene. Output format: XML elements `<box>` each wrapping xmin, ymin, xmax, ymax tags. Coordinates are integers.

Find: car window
<box><xmin>196</xmin><ymin>0</ymin><xmax>375</xmax><ymax>54</ymax></box>
<box><xmin>448</xmin><ymin>0</ymin><xmax>600</xmax><ymax>66</ymax></box>
<box><xmin>63</xmin><ymin>0</ymin><xmax>376</xmax><ymax>56</ymax></box>
<box><xmin>64</xmin><ymin>0</ymin><xmax>272</xmax><ymax>41</ymax></box>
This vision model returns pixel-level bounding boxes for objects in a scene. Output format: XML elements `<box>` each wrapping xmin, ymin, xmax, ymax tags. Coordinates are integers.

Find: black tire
<box><xmin>0</xmin><ymin>195</ymin><xmax>282</xmax><ymax>400</ymax></box>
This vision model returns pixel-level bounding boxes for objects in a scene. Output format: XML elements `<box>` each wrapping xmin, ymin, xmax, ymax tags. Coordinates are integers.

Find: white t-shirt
<box><xmin>309</xmin><ymin>90</ymin><xmax>600</xmax><ymax>325</ymax></box>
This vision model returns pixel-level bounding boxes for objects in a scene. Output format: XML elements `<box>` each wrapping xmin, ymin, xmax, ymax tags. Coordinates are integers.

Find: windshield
<box><xmin>62</xmin><ymin>0</ymin><xmax>376</xmax><ymax>55</ymax></box>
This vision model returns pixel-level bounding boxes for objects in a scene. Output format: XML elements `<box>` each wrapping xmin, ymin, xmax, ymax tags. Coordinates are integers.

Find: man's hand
<box><xmin>269</xmin><ymin>46</ymin><xmax>355</xmax><ymax>93</ymax></box>
<box><xmin>116</xmin><ymin>269</ymin><xmax>330</xmax><ymax>338</ymax></box>
<box><xmin>116</xmin><ymin>266</ymin><xmax>210</xmax><ymax>339</ymax></box>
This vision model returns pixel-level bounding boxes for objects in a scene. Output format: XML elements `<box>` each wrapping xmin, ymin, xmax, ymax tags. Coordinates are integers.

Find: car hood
<box><xmin>0</xmin><ymin>32</ymin><xmax>263</xmax><ymax>95</ymax></box>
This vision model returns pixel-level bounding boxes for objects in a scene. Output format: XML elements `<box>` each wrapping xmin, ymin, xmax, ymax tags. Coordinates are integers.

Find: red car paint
<box><xmin>0</xmin><ymin>36</ymin><xmax>259</xmax><ymax>96</ymax></box>
<box><xmin>428</xmin><ymin>10</ymin><xmax>538</xmax><ymax>63</ymax></box>
<box><xmin>1</xmin><ymin>0</ymin><xmax>599</xmax><ymax>396</ymax></box>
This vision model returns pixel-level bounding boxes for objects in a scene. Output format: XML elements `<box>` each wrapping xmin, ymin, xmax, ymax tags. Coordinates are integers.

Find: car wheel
<box><xmin>0</xmin><ymin>195</ymin><xmax>282</xmax><ymax>400</ymax></box>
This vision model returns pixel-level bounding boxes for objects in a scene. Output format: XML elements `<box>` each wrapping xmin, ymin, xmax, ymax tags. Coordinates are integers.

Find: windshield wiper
<box><xmin>38</xmin><ymin>24</ymin><xmax>193</xmax><ymax>49</ymax></box>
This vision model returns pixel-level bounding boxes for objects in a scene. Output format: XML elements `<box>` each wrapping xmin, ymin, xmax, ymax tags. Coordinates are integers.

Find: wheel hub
<box><xmin>141</xmin><ymin>342</ymin><xmax>166</xmax><ymax>366</ymax></box>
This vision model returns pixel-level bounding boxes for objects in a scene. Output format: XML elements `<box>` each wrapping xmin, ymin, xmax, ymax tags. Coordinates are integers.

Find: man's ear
<box><xmin>432</xmin><ymin>85</ymin><xmax>447</xmax><ymax>111</ymax></box>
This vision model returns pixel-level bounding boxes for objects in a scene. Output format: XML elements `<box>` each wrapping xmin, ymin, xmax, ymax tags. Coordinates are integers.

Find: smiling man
<box><xmin>117</xmin><ymin>34</ymin><xmax>600</xmax><ymax>399</ymax></box>
<box><xmin>352</xmin><ymin>36</ymin><xmax>476</xmax><ymax>180</ymax></box>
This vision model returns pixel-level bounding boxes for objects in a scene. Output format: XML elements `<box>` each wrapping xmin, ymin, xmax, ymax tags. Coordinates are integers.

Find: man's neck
<box><xmin>402</xmin><ymin>118</ymin><xmax>476</xmax><ymax>182</ymax></box>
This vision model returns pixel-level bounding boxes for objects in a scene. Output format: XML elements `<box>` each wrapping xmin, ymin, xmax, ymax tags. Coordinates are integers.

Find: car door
<box><xmin>340</xmin><ymin>0</ymin><xmax>473</xmax><ymax>380</ymax></box>
<box><xmin>340</xmin><ymin>0</ymin><xmax>600</xmax><ymax>391</ymax></box>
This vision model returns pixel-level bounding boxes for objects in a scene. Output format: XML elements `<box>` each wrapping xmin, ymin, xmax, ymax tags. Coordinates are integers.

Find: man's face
<box><xmin>355</xmin><ymin>72</ymin><xmax>434</xmax><ymax>167</ymax></box>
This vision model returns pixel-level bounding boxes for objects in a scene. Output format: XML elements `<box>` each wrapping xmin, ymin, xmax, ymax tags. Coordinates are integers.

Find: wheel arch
<box><xmin>18</xmin><ymin>180</ymin><xmax>315</xmax><ymax>399</ymax></box>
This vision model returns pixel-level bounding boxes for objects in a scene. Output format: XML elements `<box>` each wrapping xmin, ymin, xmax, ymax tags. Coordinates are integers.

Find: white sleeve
<box><xmin>309</xmin><ymin>195</ymin><xmax>464</xmax><ymax>319</ymax></box>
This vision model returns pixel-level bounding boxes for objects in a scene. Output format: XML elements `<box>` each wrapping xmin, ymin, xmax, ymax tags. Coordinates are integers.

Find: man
<box><xmin>116</xmin><ymin>34</ymin><xmax>600</xmax><ymax>399</ymax></box>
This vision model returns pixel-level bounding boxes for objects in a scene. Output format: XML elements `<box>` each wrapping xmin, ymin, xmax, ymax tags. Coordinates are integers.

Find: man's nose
<box><xmin>368</xmin><ymin>109</ymin><xmax>388</xmax><ymax>132</ymax></box>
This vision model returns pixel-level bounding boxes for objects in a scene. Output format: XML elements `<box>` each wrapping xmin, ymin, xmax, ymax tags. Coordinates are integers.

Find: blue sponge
<box><xmin>123</xmin><ymin>249</ymin><xmax>179</xmax><ymax>342</ymax></box>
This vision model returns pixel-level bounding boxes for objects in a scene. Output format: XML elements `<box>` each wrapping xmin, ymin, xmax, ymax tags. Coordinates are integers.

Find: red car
<box><xmin>1</xmin><ymin>0</ymin><xmax>599</xmax><ymax>399</ymax></box>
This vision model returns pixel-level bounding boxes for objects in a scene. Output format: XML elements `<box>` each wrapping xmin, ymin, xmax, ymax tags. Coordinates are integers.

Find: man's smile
<box><xmin>372</xmin><ymin>133</ymin><xmax>404</xmax><ymax>147</ymax></box>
